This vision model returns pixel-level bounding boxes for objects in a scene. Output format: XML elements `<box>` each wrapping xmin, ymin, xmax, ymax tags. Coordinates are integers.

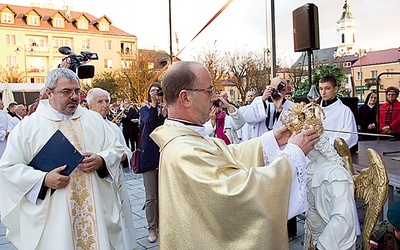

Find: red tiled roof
<box><xmin>352</xmin><ymin>48</ymin><xmax>400</xmax><ymax>67</ymax></box>
<box><xmin>0</xmin><ymin>3</ymin><xmax>136</xmax><ymax>37</ymax></box>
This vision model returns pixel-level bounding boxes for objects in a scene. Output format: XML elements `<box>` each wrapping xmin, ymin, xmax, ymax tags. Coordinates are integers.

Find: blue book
<box><xmin>29</xmin><ymin>130</ymin><xmax>84</xmax><ymax>176</ymax></box>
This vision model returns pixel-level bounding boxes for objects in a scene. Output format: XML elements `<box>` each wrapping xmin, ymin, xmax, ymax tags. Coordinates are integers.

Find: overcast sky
<box><xmin>8</xmin><ymin>0</ymin><xmax>400</xmax><ymax>66</ymax></box>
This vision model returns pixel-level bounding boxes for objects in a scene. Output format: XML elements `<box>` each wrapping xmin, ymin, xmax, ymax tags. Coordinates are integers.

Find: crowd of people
<box><xmin>0</xmin><ymin>61</ymin><xmax>399</xmax><ymax>249</ymax></box>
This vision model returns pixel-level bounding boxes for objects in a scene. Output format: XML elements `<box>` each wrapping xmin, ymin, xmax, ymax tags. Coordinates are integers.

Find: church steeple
<box><xmin>336</xmin><ymin>0</ymin><xmax>358</xmax><ymax>56</ymax></box>
<box><xmin>339</xmin><ymin>0</ymin><xmax>353</xmax><ymax>21</ymax></box>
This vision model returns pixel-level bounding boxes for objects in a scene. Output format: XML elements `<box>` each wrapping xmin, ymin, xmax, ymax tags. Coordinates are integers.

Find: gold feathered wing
<box><xmin>354</xmin><ymin>148</ymin><xmax>389</xmax><ymax>250</ymax></box>
<box><xmin>334</xmin><ymin>138</ymin><xmax>389</xmax><ymax>250</ymax></box>
<box><xmin>334</xmin><ymin>138</ymin><xmax>355</xmax><ymax>175</ymax></box>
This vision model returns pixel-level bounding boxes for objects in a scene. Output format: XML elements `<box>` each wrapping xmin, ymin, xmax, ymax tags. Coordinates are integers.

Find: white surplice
<box><xmin>0</xmin><ymin>100</ymin><xmax>135</xmax><ymax>250</ymax></box>
<box><xmin>0</xmin><ymin>110</ymin><xmax>8</xmax><ymax>158</ymax></box>
<box><xmin>321</xmin><ymin>99</ymin><xmax>358</xmax><ymax>148</ymax></box>
<box><xmin>240</xmin><ymin>96</ymin><xmax>294</xmax><ymax>139</ymax></box>
<box><xmin>105</xmin><ymin>119</ymin><xmax>136</xmax><ymax>248</ymax></box>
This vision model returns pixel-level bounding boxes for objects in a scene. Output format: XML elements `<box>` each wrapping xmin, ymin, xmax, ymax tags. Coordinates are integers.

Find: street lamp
<box><xmin>355</xmin><ymin>49</ymin><xmax>366</xmax><ymax>101</ymax></box>
<box><xmin>14</xmin><ymin>45</ymin><xmax>33</xmax><ymax>83</ymax></box>
<box><xmin>264</xmin><ymin>48</ymin><xmax>271</xmax><ymax>85</ymax></box>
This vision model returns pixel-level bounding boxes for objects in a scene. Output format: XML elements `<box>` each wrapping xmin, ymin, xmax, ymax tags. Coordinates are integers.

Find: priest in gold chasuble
<box><xmin>150</xmin><ymin>61</ymin><xmax>320</xmax><ymax>249</ymax></box>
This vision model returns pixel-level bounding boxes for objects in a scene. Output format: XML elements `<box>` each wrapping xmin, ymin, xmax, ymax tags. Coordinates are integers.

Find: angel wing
<box><xmin>334</xmin><ymin>138</ymin><xmax>389</xmax><ymax>250</ymax></box>
<box><xmin>333</xmin><ymin>138</ymin><xmax>355</xmax><ymax>175</ymax></box>
<box><xmin>354</xmin><ymin>148</ymin><xmax>389</xmax><ymax>250</ymax></box>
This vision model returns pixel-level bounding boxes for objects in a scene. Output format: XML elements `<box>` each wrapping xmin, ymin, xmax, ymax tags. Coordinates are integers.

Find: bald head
<box><xmin>270</xmin><ymin>76</ymin><xmax>288</xmax><ymax>94</ymax></box>
<box><xmin>162</xmin><ymin>61</ymin><xmax>218</xmax><ymax>125</ymax></box>
<box><xmin>162</xmin><ymin>61</ymin><xmax>204</xmax><ymax>105</ymax></box>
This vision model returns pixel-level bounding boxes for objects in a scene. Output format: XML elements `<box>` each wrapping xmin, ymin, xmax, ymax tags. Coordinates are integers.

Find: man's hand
<box><xmin>274</xmin><ymin>126</ymin><xmax>292</xmax><ymax>146</ymax></box>
<box><xmin>44</xmin><ymin>165</ymin><xmax>70</xmax><ymax>189</ymax></box>
<box><xmin>209</xmin><ymin>106</ymin><xmax>217</xmax><ymax>127</ymax></box>
<box><xmin>78</xmin><ymin>153</ymin><xmax>104</xmax><ymax>173</ymax></box>
<box><xmin>288</xmin><ymin>128</ymin><xmax>320</xmax><ymax>155</ymax></box>
<box><xmin>121</xmin><ymin>153</ymin><xmax>127</xmax><ymax>162</ymax></box>
<box><xmin>271</xmin><ymin>93</ymin><xmax>284</xmax><ymax>111</ymax></box>
<box><xmin>262</xmin><ymin>87</ymin><xmax>273</xmax><ymax>102</ymax></box>
<box><xmin>219</xmin><ymin>97</ymin><xmax>236</xmax><ymax>113</ymax></box>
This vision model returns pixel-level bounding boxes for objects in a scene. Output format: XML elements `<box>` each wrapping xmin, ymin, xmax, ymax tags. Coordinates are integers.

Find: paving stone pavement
<box><xmin>1</xmin><ymin>173</ymin><xmax>399</xmax><ymax>249</ymax></box>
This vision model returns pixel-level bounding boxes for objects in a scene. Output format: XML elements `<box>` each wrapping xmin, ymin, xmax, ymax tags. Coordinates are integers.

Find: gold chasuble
<box><xmin>151</xmin><ymin>124</ymin><xmax>293</xmax><ymax>249</ymax></box>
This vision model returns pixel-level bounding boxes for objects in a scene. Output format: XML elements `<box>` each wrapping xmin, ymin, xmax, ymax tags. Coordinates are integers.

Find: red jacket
<box><xmin>378</xmin><ymin>99</ymin><xmax>400</xmax><ymax>134</ymax></box>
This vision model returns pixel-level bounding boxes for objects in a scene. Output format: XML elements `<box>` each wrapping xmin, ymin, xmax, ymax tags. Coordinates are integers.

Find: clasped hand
<box><xmin>44</xmin><ymin>152</ymin><xmax>103</xmax><ymax>189</ymax></box>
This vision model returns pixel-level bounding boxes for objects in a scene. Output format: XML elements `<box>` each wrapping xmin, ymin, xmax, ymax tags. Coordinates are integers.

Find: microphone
<box><xmin>58</xmin><ymin>46</ymin><xmax>73</xmax><ymax>55</ymax></box>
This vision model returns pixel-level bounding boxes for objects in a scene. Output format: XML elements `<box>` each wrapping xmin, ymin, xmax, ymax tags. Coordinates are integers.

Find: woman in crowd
<box><xmin>204</xmin><ymin>97</ymin><xmax>245</xmax><ymax>144</ymax></box>
<box><xmin>139</xmin><ymin>82</ymin><xmax>167</xmax><ymax>243</ymax></box>
<box><xmin>319</xmin><ymin>75</ymin><xmax>358</xmax><ymax>149</ymax></box>
<box><xmin>358</xmin><ymin>92</ymin><xmax>378</xmax><ymax>140</ymax></box>
<box><xmin>378</xmin><ymin>86</ymin><xmax>400</xmax><ymax>140</ymax></box>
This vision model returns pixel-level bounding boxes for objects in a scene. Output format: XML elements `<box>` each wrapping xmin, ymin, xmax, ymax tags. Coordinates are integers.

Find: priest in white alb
<box><xmin>0</xmin><ymin>68</ymin><xmax>135</xmax><ymax>249</ymax></box>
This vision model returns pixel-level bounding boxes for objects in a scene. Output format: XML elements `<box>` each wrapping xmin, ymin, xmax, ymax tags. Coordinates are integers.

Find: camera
<box><xmin>270</xmin><ymin>81</ymin><xmax>285</xmax><ymax>100</ymax></box>
<box><xmin>157</xmin><ymin>88</ymin><xmax>164</xmax><ymax>96</ymax></box>
<box><xmin>59</xmin><ymin>46</ymin><xmax>98</xmax><ymax>79</ymax></box>
<box><xmin>213</xmin><ymin>100</ymin><xmax>220</xmax><ymax>107</ymax></box>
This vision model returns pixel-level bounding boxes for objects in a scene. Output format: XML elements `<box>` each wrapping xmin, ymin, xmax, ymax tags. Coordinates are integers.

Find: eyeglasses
<box><xmin>185</xmin><ymin>87</ymin><xmax>216</xmax><ymax>94</ymax></box>
<box><xmin>387</xmin><ymin>93</ymin><xmax>397</xmax><ymax>96</ymax></box>
<box><xmin>52</xmin><ymin>88</ymin><xmax>82</xmax><ymax>97</ymax></box>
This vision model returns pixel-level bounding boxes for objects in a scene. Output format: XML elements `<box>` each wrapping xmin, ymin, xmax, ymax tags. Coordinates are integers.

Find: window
<box><xmin>121</xmin><ymin>42</ymin><xmax>136</xmax><ymax>55</ymax></box>
<box><xmin>29</xmin><ymin>38</ymin><xmax>40</xmax><ymax>47</ymax></box>
<box><xmin>33</xmin><ymin>77</ymin><xmax>45</xmax><ymax>83</ymax></box>
<box><xmin>6</xmin><ymin>56</ymin><xmax>17</xmax><ymax>66</ymax></box>
<box><xmin>26</xmin><ymin>57</ymin><xmax>47</xmax><ymax>73</ymax></box>
<box><xmin>344</xmin><ymin>62</ymin><xmax>351</xmax><ymax>67</ymax></box>
<box><xmin>104</xmin><ymin>40</ymin><xmax>112</xmax><ymax>50</ymax></box>
<box><xmin>53</xmin><ymin>18</ymin><xmax>64</xmax><ymax>28</ymax></box>
<box><xmin>371</xmin><ymin>70</ymin><xmax>377</xmax><ymax>79</ymax></box>
<box><xmin>357</xmin><ymin>72</ymin><xmax>363</xmax><ymax>80</ymax></box>
<box><xmin>104</xmin><ymin>59</ymin><xmax>113</xmax><ymax>69</ymax></box>
<box><xmin>99</xmin><ymin>22</ymin><xmax>109</xmax><ymax>31</ymax></box>
<box><xmin>78</xmin><ymin>20</ymin><xmax>88</xmax><ymax>30</ymax></box>
<box><xmin>82</xmin><ymin>39</ymin><xmax>91</xmax><ymax>49</ymax></box>
<box><xmin>6</xmin><ymin>34</ymin><xmax>16</xmax><ymax>45</ymax></box>
<box><xmin>53</xmin><ymin>37</ymin><xmax>72</xmax><ymax>48</ymax></box>
<box><xmin>1</xmin><ymin>13</ymin><xmax>13</xmax><ymax>24</ymax></box>
<box><xmin>386</xmin><ymin>69</ymin><xmax>393</xmax><ymax>79</ymax></box>
<box><xmin>28</xmin><ymin>15</ymin><xmax>40</xmax><ymax>26</ymax></box>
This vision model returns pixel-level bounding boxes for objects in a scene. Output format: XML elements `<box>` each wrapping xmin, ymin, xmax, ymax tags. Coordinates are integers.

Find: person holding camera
<box><xmin>240</xmin><ymin>76</ymin><xmax>294</xmax><ymax>140</ymax></box>
<box><xmin>138</xmin><ymin>82</ymin><xmax>167</xmax><ymax>243</ymax></box>
<box><xmin>204</xmin><ymin>97</ymin><xmax>245</xmax><ymax>144</ymax></box>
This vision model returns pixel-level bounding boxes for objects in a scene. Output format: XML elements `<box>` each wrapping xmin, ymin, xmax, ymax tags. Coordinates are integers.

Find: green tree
<box><xmin>294</xmin><ymin>65</ymin><xmax>349</xmax><ymax>98</ymax></box>
<box><xmin>84</xmin><ymin>70</ymin><xmax>121</xmax><ymax>101</ymax></box>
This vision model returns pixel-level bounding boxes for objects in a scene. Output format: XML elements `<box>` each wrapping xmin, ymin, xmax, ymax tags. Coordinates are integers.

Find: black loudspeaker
<box><xmin>293</xmin><ymin>3</ymin><xmax>320</xmax><ymax>52</ymax></box>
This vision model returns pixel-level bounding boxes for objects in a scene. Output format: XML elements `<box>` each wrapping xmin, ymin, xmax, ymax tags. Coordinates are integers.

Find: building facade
<box><xmin>0</xmin><ymin>3</ymin><xmax>137</xmax><ymax>84</ymax></box>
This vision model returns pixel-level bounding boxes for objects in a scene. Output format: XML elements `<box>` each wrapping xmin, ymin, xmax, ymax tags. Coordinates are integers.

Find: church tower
<box><xmin>336</xmin><ymin>0</ymin><xmax>358</xmax><ymax>56</ymax></box>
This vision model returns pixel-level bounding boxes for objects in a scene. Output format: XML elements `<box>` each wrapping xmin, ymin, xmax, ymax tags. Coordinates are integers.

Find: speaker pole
<box><xmin>271</xmin><ymin>0</ymin><xmax>276</xmax><ymax>77</ymax></box>
<box><xmin>169</xmin><ymin>0</ymin><xmax>173</xmax><ymax>64</ymax></box>
<box><xmin>307</xmin><ymin>50</ymin><xmax>312</xmax><ymax>87</ymax></box>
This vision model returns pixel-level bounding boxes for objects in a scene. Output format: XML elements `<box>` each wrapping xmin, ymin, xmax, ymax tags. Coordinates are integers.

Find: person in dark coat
<box><xmin>120</xmin><ymin>99</ymin><xmax>139</xmax><ymax>150</ymax></box>
<box><xmin>358</xmin><ymin>92</ymin><xmax>378</xmax><ymax>141</ymax></box>
<box><xmin>139</xmin><ymin>82</ymin><xmax>167</xmax><ymax>243</ymax></box>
